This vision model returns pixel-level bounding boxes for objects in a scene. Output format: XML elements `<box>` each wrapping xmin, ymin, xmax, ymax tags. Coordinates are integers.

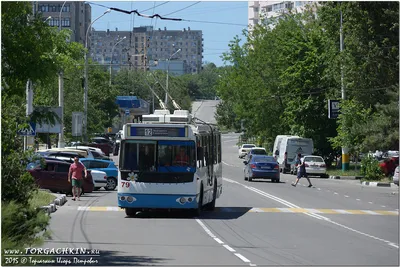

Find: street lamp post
<box><xmin>109</xmin><ymin>36</ymin><xmax>126</xmax><ymax>86</ymax></box>
<box><xmin>83</xmin><ymin>9</ymin><xmax>111</xmax><ymax>142</ymax></box>
<box><xmin>165</xmin><ymin>48</ymin><xmax>181</xmax><ymax>107</ymax></box>
<box><xmin>59</xmin><ymin>1</ymin><xmax>66</xmax><ymax>31</ymax></box>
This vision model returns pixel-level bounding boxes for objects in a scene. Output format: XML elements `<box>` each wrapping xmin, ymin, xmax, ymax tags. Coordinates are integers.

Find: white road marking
<box><xmin>344</xmin><ymin>195</ymin><xmax>349</xmax><ymax>198</ymax></box>
<box><xmin>223</xmin><ymin>244</ymin><xmax>236</xmax><ymax>252</ymax></box>
<box><xmin>334</xmin><ymin>192</ymin><xmax>338</xmax><ymax>195</ymax></box>
<box><xmin>317</xmin><ymin>188</ymin><xmax>321</xmax><ymax>190</ymax></box>
<box><xmin>222</xmin><ymin>139</ymin><xmax>237</xmax><ymax>143</ymax></box>
<box><xmin>234</xmin><ymin>253</ymin><xmax>251</xmax><ymax>263</ymax></box>
<box><xmin>250</xmin><ymin>208</ymin><xmax>264</xmax><ymax>212</ymax></box>
<box><xmin>223</xmin><ymin>177</ymin><xmax>399</xmax><ymax>249</ymax></box>
<box><xmin>356</xmin><ymin>199</ymin><xmax>361</xmax><ymax>201</ymax></box>
<box><xmin>334</xmin><ymin>209</ymin><xmax>352</xmax><ymax>214</ymax></box>
<box><xmin>195</xmin><ymin>218</ymin><xmax>256</xmax><ymax>266</ymax></box>
<box><xmin>368</xmin><ymin>202</ymin><xmax>373</xmax><ymax>204</ymax></box>
<box><xmin>222</xmin><ymin>161</ymin><xmax>237</xmax><ymax>167</ymax></box>
<box><xmin>362</xmin><ymin>210</ymin><xmax>379</xmax><ymax>215</ymax></box>
<box><xmin>214</xmin><ymin>237</ymin><xmax>224</xmax><ymax>244</ymax></box>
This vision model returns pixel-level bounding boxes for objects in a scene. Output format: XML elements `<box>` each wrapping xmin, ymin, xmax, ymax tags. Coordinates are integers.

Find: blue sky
<box><xmin>90</xmin><ymin>1</ymin><xmax>248</xmax><ymax>67</ymax></box>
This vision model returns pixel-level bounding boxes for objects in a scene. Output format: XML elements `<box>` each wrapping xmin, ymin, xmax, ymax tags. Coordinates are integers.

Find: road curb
<box><xmin>329</xmin><ymin>175</ymin><xmax>363</xmax><ymax>180</ymax></box>
<box><xmin>361</xmin><ymin>181</ymin><xmax>398</xmax><ymax>187</ymax></box>
<box><xmin>39</xmin><ymin>194</ymin><xmax>67</xmax><ymax>215</ymax></box>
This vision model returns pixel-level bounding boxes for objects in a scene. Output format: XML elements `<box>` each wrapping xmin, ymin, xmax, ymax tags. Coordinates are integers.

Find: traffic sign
<box><xmin>328</xmin><ymin>100</ymin><xmax>340</xmax><ymax>119</ymax></box>
<box><xmin>125</xmin><ymin>109</ymin><xmax>130</xmax><ymax>115</ymax></box>
<box><xmin>72</xmin><ymin>112</ymin><xmax>83</xmax><ymax>137</ymax></box>
<box><xmin>17</xmin><ymin>122</ymin><xmax>36</xmax><ymax>136</ymax></box>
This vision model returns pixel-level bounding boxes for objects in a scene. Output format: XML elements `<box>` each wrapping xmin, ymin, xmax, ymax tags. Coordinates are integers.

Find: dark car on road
<box><xmin>243</xmin><ymin>155</ymin><xmax>280</xmax><ymax>183</ymax></box>
<box><xmin>28</xmin><ymin>159</ymin><xmax>94</xmax><ymax>195</ymax></box>
<box><xmin>90</xmin><ymin>137</ymin><xmax>114</xmax><ymax>156</ymax></box>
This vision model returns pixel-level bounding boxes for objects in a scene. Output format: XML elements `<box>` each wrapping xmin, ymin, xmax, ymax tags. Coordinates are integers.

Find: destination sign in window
<box><xmin>130</xmin><ymin>127</ymin><xmax>186</xmax><ymax>137</ymax></box>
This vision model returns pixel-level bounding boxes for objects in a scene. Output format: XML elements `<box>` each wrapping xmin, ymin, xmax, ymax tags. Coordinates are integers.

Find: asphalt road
<box><xmin>191</xmin><ymin>100</ymin><xmax>220</xmax><ymax>124</ymax></box>
<box><xmin>40</xmin><ymin>102</ymin><xmax>399</xmax><ymax>266</ymax></box>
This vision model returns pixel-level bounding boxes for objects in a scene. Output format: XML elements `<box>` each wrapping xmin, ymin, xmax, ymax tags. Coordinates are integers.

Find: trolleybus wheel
<box><xmin>125</xmin><ymin>208</ymin><xmax>139</xmax><ymax>217</ymax></box>
<box><xmin>192</xmin><ymin>185</ymin><xmax>203</xmax><ymax>217</ymax></box>
<box><xmin>204</xmin><ymin>180</ymin><xmax>217</xmax><ymax>211</ymax></box>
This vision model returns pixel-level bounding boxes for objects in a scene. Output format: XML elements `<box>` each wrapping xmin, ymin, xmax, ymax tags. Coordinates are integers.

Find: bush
<box><xmin>1</xmin><ymin>151</ymin><xmax>38</xmax><ymax>205</ymax></box>
<box><xmin>1</xmin><ymin>201</ymin><xmax>49</xmax><ymax>250</ymax></box>
<box><xmin>360</xmin><ymin>155</ymin><xmax>384</xmax><ymax>181</ymax></box>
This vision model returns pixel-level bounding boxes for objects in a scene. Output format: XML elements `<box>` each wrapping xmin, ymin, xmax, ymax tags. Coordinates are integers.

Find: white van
<box><xmin>273</xmin><ymin>135</ymin><xmax>314</xmax><ymax>173</ymax></box>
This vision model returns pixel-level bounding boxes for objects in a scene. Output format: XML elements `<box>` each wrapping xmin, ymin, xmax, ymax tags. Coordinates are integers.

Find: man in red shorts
<box><xmin>68</xmin><ymin>157</ymin><xmax>87</xmax><ymax>201</ymax></box>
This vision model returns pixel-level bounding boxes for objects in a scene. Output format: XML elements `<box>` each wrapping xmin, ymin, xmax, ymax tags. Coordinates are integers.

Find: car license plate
<box><xmin>261</xmin><ymin>166</ymin><xmax>271</xmax><ymax>170</ymax></box>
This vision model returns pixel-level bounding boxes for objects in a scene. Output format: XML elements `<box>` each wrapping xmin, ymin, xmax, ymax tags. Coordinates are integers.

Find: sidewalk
<box><xmin>329</xmin><ymin>175</ymin><xmax>398</xmax><ymax>188</ymax></box>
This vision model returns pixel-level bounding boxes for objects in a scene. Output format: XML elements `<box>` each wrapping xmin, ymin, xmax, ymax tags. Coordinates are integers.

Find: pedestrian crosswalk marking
<box><xmin>77</xmin><ymin>206</ymin><xmax>399</xmax><ymax>216</ymax></box>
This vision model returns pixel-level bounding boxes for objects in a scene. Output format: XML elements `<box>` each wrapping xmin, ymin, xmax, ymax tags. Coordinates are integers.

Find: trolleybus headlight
<box><xmin>179</xmin><ymin>197</ymin><xmax>186</xmax><ymax>204</ymax></box>
<box><xmin>188</xmin><ymin>197</ymin><xmax>192</xmax><ymax>202</ymax></box>
<box><xmin>120</xmin><ymin>196</ymin><xmax>126</xmax><ymax>201</ymax></box>
<box><xmin>126</xmin><ymin>196</ymin><xmax>134</xmax><ymax>203</ymax></box>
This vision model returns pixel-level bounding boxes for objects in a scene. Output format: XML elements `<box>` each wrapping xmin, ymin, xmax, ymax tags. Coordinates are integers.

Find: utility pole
<box><xmin>25</xmin><ymin>1</ymin><xmax>35</xmax><ymax>151</ymax></box>
<box><xmin>58</xmin><ymin>71</ymin><xmax>65</xmax><ymax>148</ymax></box>
<box><xmin>58</xmin><ymin>1</ymin><xmax>67</xmax><ymax>148</ymax></box>
<box><xmin>340</xmin><ymin>8</ymin><xmax>349</xmax><ymax>171</ymax></box>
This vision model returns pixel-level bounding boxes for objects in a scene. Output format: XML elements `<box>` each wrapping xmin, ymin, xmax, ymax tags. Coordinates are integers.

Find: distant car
<box><xmin>243</xmin><ymin>155</ymin><xmax>280</xmax><ymax>183</ymax></box>
<box><xmin>28</xmin><ymin>159</ymin><xmax>94</xmax><ymax>195</ymax></box>
<box><xmin>90</xmin><ymin>137</ymin><xmax>114</xmax><ymax>156</ymax></box>
<box><xmin>393</xmin><ymin>166</ymin><xmax>399</xmax><ymax>185</ymax></box>
<box><xmin>238</xmin><ymin>144</ymin><xmax>256</xmax><ymax>158</ymax></box>
<box><xmin>90</xmin><ymin>169</ymin><xmax>108</xmax><ymax>190</ymax></box>
<box><xmin>79</xmin><ymin>158</ymin><xmax>118</xmax><ymax>190</ymax></box>
<box><xmin>291</xmin><ymin>155</ymin><xmax>327</xmax><ymax>177</ymax></box>
<box><xmin>37</xmin><ymin>151</ymin><xmax>86</xmax><ymax>163</ymax></box>
<box><xmin>40</xmin><ymin>148</ymin><xmax>93</xmax><ymax>158</ymax></box>
<box><xmin>244</xmin><ymin>147</ymin><xmax>267</xmax><ymax>161</ymax></box>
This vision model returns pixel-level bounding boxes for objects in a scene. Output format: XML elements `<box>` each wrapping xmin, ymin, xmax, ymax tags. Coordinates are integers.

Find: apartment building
<box><xmin>90</xmin><ymin>26</ymin><xmax>203</xmax><ymax>75</ymax></box>
<box><xmin>248</xmin><ymin>1</ymin><xmax>314</xmax><ymax>28</ymax></box>
<box><xmin>36</xmin><ymin>1</ymin><xmax>91</xmax><ymax>46</ymax></box>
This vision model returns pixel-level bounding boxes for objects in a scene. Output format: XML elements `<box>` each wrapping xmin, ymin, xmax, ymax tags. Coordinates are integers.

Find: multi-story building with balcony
<box><xmin>90</xmin><ymin>26</ymin><xmax>203</xmax><ymax>75</ymax></box>
<box><xmin>36</xmin><ymin>1</ymin><xmax>91</xmax><ymax>46</ymax></box>
<box><xmin>248</xmin><ymin>1</ymin><xmax>314</xmax><ymax>28</ymax></box>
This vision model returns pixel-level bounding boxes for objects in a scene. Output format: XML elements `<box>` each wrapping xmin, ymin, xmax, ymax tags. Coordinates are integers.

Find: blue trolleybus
<box><xmin>117</xmin><ymin>109</ymin><xmax>222</xmax><ymax>216</ymax></box>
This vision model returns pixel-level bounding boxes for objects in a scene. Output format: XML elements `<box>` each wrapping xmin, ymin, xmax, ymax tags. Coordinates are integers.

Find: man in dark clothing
<box><xmin>292</xmin><ymin>153</ymin><xmax>313</xmax><ymax>188</ymax></box>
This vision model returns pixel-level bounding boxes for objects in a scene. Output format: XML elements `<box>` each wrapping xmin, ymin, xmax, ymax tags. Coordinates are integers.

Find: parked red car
<box><xmin>28</xmin><ymin>159</ymin><xmax>94</xmax><ymax>195</ymax></box>
<box><xmin>379</xmin><ymin>156</ymin><xmax>399</xmax><ymax>176</ymax></box>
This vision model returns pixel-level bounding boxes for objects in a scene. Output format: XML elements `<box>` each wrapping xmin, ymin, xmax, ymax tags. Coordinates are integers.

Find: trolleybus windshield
<box><xmin>120</xmin><ymin>140</ymin><xmax>195</xmax><ymax>173</ymax></box>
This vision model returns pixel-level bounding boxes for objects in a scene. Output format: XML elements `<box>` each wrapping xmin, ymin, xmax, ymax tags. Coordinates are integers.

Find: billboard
<box><xmin>35</xmin><ymin>107</ymin><xmax>62</xmax><ymax>133</ymax></box>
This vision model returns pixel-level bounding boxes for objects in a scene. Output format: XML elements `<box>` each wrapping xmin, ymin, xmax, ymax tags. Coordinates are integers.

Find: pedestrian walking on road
<box><xmin>292</xmin><ymin>153</ymin><xmax>313</xmax><ymax>188</ymax></box>
<box><xmin>68</xmin><ymin>156</ymin><xmax>87</xmax><ymax>201</ymax></box>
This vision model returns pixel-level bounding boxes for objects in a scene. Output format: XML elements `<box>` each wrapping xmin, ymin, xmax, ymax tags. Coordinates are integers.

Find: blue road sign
<box><xmin>125</xmin><ymin>109</ymin><xmax>130</xmax><ymax>115</ymax></box>
<box><xmin>17</xmin><ymin>122</ymin><xmax>36</xmax><ymax>136</ymax></box>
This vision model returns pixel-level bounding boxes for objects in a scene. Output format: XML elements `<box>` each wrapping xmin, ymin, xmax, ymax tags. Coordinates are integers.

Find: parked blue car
<box><xmin>79</xmin><ymin>158</ymin><xmax>118</xmax><ymax>190</ymax></box>
<box><xmin>243</xmin><ymin>155</ymin><xmax>280</xmax><ymax>183</ymax></box>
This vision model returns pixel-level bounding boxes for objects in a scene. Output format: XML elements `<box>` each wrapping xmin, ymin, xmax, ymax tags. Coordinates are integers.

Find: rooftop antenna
<box><xmin>148</xmin><ymin>72</ymin><xmax>181</xmax><ymax>110</ymax></box>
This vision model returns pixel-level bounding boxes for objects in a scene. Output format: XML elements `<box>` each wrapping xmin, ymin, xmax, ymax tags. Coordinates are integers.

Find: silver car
<box><xmin>393</xmin><ymin>166</ymin><xmax>399</xmax><ymax>185</ymax></box>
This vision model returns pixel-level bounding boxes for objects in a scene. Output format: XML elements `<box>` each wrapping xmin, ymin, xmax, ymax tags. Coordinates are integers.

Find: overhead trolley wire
<box><xmin>140</xmin><ymin>2</ymin><xmax>170</xmax><ymax>13</ymax></box>
<box><xmin>162</xmin><ymin>2</ymin><xmax>201</xmax><ymax>17</ymax></box>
